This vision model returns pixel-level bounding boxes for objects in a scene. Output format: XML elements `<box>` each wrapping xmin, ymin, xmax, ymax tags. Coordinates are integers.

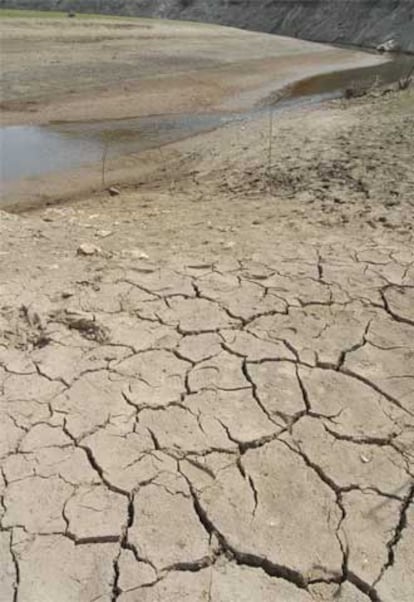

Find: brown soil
<box><xmin>1</xmin><ymin>16</ymin><xmax>414</xmax><ymax>602</ymax></box>
<box><xmin>0</xmin><ymin>15</ymin><xmax>384</xmax><ymax>126</ymax></box>
<box><xmin>3</xmin><ymin>84</ymin><xmax>413</xmax><ymax>258</ymax></box>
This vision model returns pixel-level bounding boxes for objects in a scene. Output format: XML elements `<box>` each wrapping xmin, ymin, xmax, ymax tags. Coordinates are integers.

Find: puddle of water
<box><xmin>0</xmin><ymin>112</ymin><xmax>239</xmax><ymax>184</ymax></box>
<box><xmin>0</xmin><ymin>125</ymin><xmax>101</xmax><ymax>182</ymax></box>
<box><xmin>1</xmin><ymin>54</ymin><xmax>413</xmax><ymax>186</ymax></box>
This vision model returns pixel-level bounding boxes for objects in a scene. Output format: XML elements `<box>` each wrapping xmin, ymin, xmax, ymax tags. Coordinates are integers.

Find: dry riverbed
<box><xmin>0</xmin><ymin>13</ymin><xmax>384</xmax><ymax>126</ymax></box>
<box><xmin>1</xmin><ymin>11</ymin><xmax>414</xmax><ymax>602</ymax></box>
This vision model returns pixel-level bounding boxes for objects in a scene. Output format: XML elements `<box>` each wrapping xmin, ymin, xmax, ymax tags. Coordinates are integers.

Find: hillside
<box><xmin>1</xmin><ymin>0</ymin><xmax>414</xmax><ymax>52</ymax></box>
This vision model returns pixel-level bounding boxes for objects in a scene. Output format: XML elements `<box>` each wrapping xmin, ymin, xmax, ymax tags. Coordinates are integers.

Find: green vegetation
<box><xmin>0</xmin><ymin>8</ymin><xmax>133</xmax><ymax>20</ymax></box>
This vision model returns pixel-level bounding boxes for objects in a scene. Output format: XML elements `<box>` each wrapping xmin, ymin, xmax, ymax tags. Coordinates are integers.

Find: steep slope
<box><xmin>1</xmin><ymin>0</ymin><xmax>414</xmax><ymax>52</ymax></box>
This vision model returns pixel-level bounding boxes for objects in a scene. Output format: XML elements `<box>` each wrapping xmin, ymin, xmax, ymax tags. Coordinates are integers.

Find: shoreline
<box><xmin>1</xmin><ymin>36</ymin><xmax>392</xmax><ymax>210</ymax></box>
<box><xmin>1</xmin><ymin>48</ymin><xmax>385</xmax><ymax>128</ymax></box>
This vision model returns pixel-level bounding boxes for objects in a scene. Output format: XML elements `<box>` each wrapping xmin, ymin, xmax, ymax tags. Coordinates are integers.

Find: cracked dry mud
<box><xmin>1</xmin><ymin>236</ymin><xmax>413</xmax><ymax>602</ymax></box>
<box><xmin>1</xmin><ymin>85</ymin><xmax>414</xmax><ymax>600</ymax></box>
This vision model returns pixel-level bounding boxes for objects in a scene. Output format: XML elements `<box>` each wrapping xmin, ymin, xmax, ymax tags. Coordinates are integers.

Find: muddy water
<box><xmin>1</xmin><ymin>54</ymin><xmax>413</xmax><ymax>185</ymax></box>
<box><xmin>281</xmin><ymin>53</ymin><xmax>414</xmax><ymax>105</ymax></box>
<box><xmin>0</xmin><ymin>113</ymin><xmax>237</xmax><ymax>183</ymax></box>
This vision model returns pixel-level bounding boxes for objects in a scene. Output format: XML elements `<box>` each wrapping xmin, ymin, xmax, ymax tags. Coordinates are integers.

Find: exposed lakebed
<box><xmin>1</xmin><ymin>54</ymin><xmax>413</xmax><ymax>187</ymax></box>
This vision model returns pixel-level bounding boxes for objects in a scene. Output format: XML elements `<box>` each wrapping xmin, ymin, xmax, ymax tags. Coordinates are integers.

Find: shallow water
<box><xmin>0</xmin><ymin>113</ymin><xmax>238</xmax><ymax>183</ymax></box>
<box><xmin>1</xmin><ymin>54</ymin><xmax>413</xmax><ymax>185</ymax></box>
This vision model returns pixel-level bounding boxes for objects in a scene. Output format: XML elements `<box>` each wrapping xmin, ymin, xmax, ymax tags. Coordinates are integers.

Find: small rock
<box><xmin>360</xmin><ymin>454</ymin><xmax>372</xmax><ymax>464</ymax></box>
<box><xmin>376</xmin><ymin>39</ymin><xmax>400</xmax><ymax>53</ymax></box>
<box><xmin>61</xmin><ymin>291</ymin><xmax>74</xmax><ymax>299</ymax></box>
<box><xmin>123</xmin><ymin>249</ymin><xmax>149</xmax><ymax>260</ymax></box>
<box><xmin>222</xmin><ymin>241</ymin><xmax>236</xmax><ymax>250</ymax></box>
<box><xmin>77</xmin><ymin>243</ymin><xmax>101</xmax><ymax>256</ymax></box>
<box><xmin>96</xmin><ymin>230</ymin><xmax>113</xmax><ymax>238</ymax></box>
<box><xmin>107</xmin><ymin>187</ymin><xmax>120</xmax><ymax>197</ymax></box>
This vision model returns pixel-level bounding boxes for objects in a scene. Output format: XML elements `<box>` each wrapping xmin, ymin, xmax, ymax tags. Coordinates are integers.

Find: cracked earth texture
<box><xmin>1</xmin><ymin>85</ymin><xmax>414</xmax><ymax>601</ymax></box>
<box><xmin>1</xmin><ymin>230</ymin><xmax>413</xmax><ymax>602</ymax></box>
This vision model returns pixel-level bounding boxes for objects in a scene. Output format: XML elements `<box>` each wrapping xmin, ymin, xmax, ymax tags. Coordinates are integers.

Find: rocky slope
<box><xmin>2</xmin><ymin>0</ymin><xmax>414</xmax><ymax>52</ymax></box>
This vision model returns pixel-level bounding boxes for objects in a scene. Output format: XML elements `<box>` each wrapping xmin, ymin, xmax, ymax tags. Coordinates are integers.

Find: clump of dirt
<box><xmin>50</xmin><ymin>310</ymin><xmax>110</xmax><ymax>344</ymax></box>
<box><xmin>0</xmin><ymin>305</ymin><xmax>51</xmax><ymax>350</ymax></box>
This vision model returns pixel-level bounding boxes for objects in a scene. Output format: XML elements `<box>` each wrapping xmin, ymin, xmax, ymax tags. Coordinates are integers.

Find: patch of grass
<box><xmin>0</xmin><ymin>8</ymin><xmax>135</xmax><ymax>20</ymax></box>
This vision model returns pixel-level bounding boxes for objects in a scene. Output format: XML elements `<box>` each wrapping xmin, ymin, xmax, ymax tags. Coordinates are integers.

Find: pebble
<box><xmin>122</xmin><ymin>249</ymin><xmax>149</xmax><ymax>260</ymax></box>
<box><xmin>77</xmin><ymin>243</ymin><xmax>101</xmax><ymax>256</ymax></box>
<box><xmin>96</xmin><ymin>230</ymin><xmax>113</xmax><ymax>238</ymax></box>
<box><xmin>108</xmin><ymin>186</ymin><xmax>121</xmax><ymax>196</ymax></box>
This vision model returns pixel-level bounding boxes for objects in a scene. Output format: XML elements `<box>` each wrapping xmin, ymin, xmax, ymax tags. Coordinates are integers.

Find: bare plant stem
<box><xmin>158</xmin><ymin>146</ymin><xmax>176</xmax><ymax>195</ymax></box>
<box><xmin>101</xmin><ymin>139</ymin><xmax>109</xmax><ymax>188</ymax></box>
<box><xmin>267</xmin><ymin>107</ymin><xmax>274</xmax><ymax>176</ymax></box>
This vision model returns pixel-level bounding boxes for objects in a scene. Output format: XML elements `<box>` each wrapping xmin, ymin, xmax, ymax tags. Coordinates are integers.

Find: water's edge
<box><xmin>1</xmin><ymin>54</ymin><xmax>413</xmax><ymax>192</ymax></box>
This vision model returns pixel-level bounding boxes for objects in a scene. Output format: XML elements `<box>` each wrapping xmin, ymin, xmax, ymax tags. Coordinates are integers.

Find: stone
<box><xmin>95</xmin><ymin>229</ymin><xmax>113</xmax><ymax>238</ymax></box>
<box><xmin>108</xmin><ymin>186</ymin><xmax>121</xmax><ymax>196</ymax></box>
<box><xmin>122</xmin><ymin>248</ymin><xmax>149</xmax><ymax>259</ymax></box>
<box><xmin>77</xmin><ymin>243</ymin><xmax>101</xmax><ymax>256</ymax></box>
<box><xmin>377</xmin><ymin>39</ymin><xmax>400</xmax><ymax>53</ymax></box>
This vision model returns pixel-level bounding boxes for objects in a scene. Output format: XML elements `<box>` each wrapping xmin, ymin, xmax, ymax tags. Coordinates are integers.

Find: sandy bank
<box><xmin>0</xmin><ymin>15</ymin><xmax>385</xmax><ymax>126</ymax></box>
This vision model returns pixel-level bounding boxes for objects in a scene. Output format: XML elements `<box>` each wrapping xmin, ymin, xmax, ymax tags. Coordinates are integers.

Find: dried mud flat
<box><xmin>1</xmin><ymin>14</ymin><xmax>414</xmax><ymax>602</ymax></box>
<box><xmin>1</xmin><ymin>83</ymin><xmax>414</xmax><ymax>601</ymax></box>
<box><xmin>0</xmin><ymin>14</ymin><xmax>383</xmax><ymax>126</ymax></box>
